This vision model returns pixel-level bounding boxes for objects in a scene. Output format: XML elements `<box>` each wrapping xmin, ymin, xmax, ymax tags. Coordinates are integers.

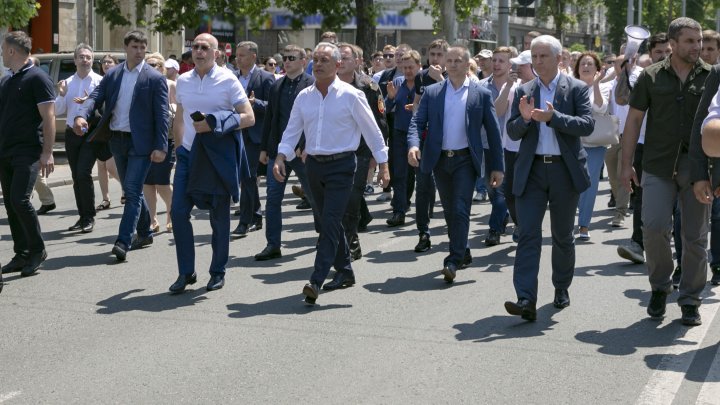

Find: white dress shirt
<box><xmin>110</xmin><ymin>61</ymin><xmax>145</xmax><ymax>132</ymax></box>
<box><xmin>535</xmin><ymin>72</ymin><xmax>562</xmax><ymax>155</ymax></box>
<box><xmin>702</xmin><ymin>86</ymin><xmax>720</xmax><ymax>134</ymax></box>
<box><xmin>175</xmin><ymin>64</ymin><xmax>248</xmax><ymax>151</ymax></box>
<box><xmin>55</xmin><ymin>71</ymin><xmax>103</xmax><ymax>127</ymax></box>
<box><xmin>442</xmin><ymin>77</ymin><xmax>470</xmax><ymax>150</ymax></box>
<box><xmin>278</xmin><ymin>78</ymin><xmax>389</xmax><ymax>163</ymax></box>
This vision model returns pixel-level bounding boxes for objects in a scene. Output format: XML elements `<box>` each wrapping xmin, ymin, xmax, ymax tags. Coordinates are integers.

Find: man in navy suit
<box><xmin>408</xmin><ymin>45</ymin><xmax>505</xmax><ymax>283</ymax></box>
<box><xmin>255</xmin><ymin>44</ymin><xmax>317</xmax><ymax>261</ymax></box>
<box><xmin>504</xmin><ymin>35</ymin><xmax>594</xmax><ymax>321</ymax></box>
<box><xmin>232</xmin><ymin>41</ymin><xmax>275</xmax><ymax>237</ymax></box>
<box><xmin>75</xmin><ymin>30</ymin><xmax>169</xmax><ymax>261</ymax></box>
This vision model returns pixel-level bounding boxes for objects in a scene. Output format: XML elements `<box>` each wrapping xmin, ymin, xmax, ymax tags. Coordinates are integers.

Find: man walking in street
<box><xmin>74</xmin><ymin>30</ymin><xmax>169</xmax><ymax>261</ymax></box>
<box><xmin>0</xmin><ymin>31</ymin><xmax>56</xmax><ymax>278</ymax></box>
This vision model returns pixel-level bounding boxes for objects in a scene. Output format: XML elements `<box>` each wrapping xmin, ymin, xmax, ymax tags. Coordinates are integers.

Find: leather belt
<box><xmin>535</xmin><ymin>155</ymin><xmax>562</xmax><ymax>163</ymax></box>
<box><xmin>310</xmin><ymin>151</ymin><xmax>354</xmax><ymax>163</ymax></box>
<box><xmin>441</xmin><ymin>148</ymin><xmax>470</xmax><ymax>157</ymax></box>
<box><xmin>112</xmin><ymin>130</ymin><xmax>132</xmax><ymax>137</ymax></box>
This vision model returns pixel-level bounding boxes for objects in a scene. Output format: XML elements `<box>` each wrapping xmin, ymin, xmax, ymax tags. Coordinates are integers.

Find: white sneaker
<box><xmin>611</xmin><ymin>211</ymin><xmax>625</xmax><ymax>227</ymax></box>
<box><xmin>617</xmin><ymin>241</ymin><xmax>645</xmax><ymax>264</ymax></box>
<box><xmin>376</xmin><ymin>192</ymin><xmax>392</xmax><ymax>202</ymax></box>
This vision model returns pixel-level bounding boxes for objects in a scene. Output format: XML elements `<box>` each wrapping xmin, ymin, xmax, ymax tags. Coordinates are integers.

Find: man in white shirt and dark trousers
<box><xmin>273</xmin><ymin>42</ymin><xmax>390</xmax><ymax>305</ymax></box>
<box><xmin>56</xmin><ymin>44</ymin><xmax>103</xmax><ymax>233</ymax></box>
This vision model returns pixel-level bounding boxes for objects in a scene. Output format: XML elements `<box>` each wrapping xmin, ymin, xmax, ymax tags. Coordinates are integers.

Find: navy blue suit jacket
<box><xmin>260</xmin><ymin>72</ymin><xmax>315</xmax><ymax>158</ymax></box>
<box><xmin>506</xmin><ymin>74</ymin><xmax>594</xmax><ymax>197</ymax></box>
<box><xmin>239</xmin><ymin>68</ymin><xmax>275</xmax><ymax>144</ymax></box>
<box><xmin>407</xmin><ymin>79</ymin><xmax>504</xmax><ymax>177</ymax></box>
<box><xmin>83</xmin><ymin>62</ymin><xmax>169</xmax><ymax>155</ymax></box>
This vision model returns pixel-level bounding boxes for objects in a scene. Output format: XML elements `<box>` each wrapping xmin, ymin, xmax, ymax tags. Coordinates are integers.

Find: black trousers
<box><xmin>343</xmin><ymin>153</ymin><xmax>372</xmax><ymax>241</ymax></box>
<box><xmin>0</xmin><ymin>154</ymin><xmax>44</xmax><ymax>256</ymax></box>
<box><xmin>65</xmin><ymin>127</ymin><xmax>96</xmax><ymax>220</ymax></box>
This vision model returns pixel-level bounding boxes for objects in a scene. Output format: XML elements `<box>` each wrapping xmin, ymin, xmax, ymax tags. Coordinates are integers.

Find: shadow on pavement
<box><xmin>453</xmin><ymin>304</ymin><xmax>559</xmax><ymax>342</ymax></box>
<box><xmin>251</xmin><ymin>266</ymin><xmax>312</xmax><ymax>284</ymax></box>
<box><xmin>574</xmin><ymin>262</ymin><xmax>647</xmax><ymax>278</ymax></box>
<box><xmin>227</xmin><ymin>294</ymin><xmax>351</xmax><ymax>318</ymax></box>
<box><xmin>96</xmin><ymin>288</ymin><xmax>208</xmax><ymax>313</ymax></box>
<box><xmin>40</xmin><ymin>250</ymin><xmax>122</xmax><ymax>270</ymax></box>
<box><xmin>575</xmin><ymin>318</ymin><xmax>690</xmax><ymax>356</ymax></box>
<box><xmin>363</xmin><ymin>272</ymin><xmax>476</xmax><ymax>294</ymax></box>
<box><xmin>644</xmin><ymin>341</ymin><xmax>720</xmax><ymax>382</ymax></box>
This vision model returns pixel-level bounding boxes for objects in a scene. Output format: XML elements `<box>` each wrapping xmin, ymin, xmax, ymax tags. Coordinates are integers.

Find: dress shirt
<box><xmin>238</xmin><ymin>64</ymin><xmax>256</xmax><ymax>91</ymax></box>
<box><xmin>278</xmin><ymin>78</ymin><xmax>388</xmax><ymax>163</ymax></box>
<box><xmin>110</xmin><ymin>60</ymin><xmax>145</xmax><ymax>132</ymax></box>
<box><xmin>703</xmin><ymin>86</ymin><xmax>720</xmax><ymax>134</ymax></box>
<box><xmin>385</xmin><ymin>76</ymin><xmax>415</xmax><ymax>131</ymax></box>
<box><xmin>55</xmin><ymin>71</ymin><xmax>103</xmax><ymax>126</ymax></box>
<box><xmin>535</xmin><ymin>72</ymin><xmax>562</xmax><ymax>155</ymax></box>
<box><xmin>441</xmin><ymin>77</ymin><xmax>470</xmax><ymax>150</ymax></box>
<box><xmin>175</xmin><ymin>64</ymin><xmax>248</xmax><ymax>151</ymax></box>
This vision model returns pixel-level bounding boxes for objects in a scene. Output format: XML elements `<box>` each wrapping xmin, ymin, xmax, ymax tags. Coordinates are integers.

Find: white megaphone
<box><xmin>624</xmin><ymin>25</ymin><xmax>650</xmax><ymax>60</ymax></box>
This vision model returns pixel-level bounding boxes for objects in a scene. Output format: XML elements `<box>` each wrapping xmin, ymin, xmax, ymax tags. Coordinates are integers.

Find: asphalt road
<box><xmin>1</xmin><ymin>171</ymin><xmax>719</xmax><ymax>404</ymax></box>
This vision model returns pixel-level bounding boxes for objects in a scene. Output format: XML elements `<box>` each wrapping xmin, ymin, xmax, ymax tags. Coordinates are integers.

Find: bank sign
<box><xmin>269</xmin><ymin>10</ymin><xmax>410</xmax><ymax>30</ymax></box>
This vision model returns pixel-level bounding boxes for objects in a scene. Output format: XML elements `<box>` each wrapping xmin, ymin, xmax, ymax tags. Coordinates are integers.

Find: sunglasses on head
<box><xmin>283</xmin><ymin>55</ymin><xmax>298</xmax><ymax>61</ymax></box>
<box><xmin>192</xmin><ymin>44</ymin><xmax>211</xmax><ymax>51</ymax></box>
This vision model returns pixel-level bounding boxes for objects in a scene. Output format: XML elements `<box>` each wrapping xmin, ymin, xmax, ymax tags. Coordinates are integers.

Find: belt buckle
<box><xmin>446</xmin><ymin>150</ymin><xmax>455</xmax><ymax>157</ymax></box>
<box><xmin>543</xmin><ymin>155</ymin><xmax>552</xmax><ymax>163</ymax></box>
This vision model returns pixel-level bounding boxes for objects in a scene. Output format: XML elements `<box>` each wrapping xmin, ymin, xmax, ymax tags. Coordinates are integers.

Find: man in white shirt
<box><xmin>273</xmin><ymin>42</ymin><xmax>390</xmax><ymax>305</ymax></box>
<box><xmin>168</xmin><ymin>33</ymin><xmax>255</xmax><ymax>293</ymax></box>
<box><xmin>56</xmin><ymin>44</ymin><xmax>103</xmax><ymax>233</ymax></box>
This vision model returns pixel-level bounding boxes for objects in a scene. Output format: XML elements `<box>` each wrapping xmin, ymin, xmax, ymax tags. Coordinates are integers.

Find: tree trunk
<box><xmin>0</xmin><ymin>26</ymin><xmax>7</xmax><ymax>78</ymax></box>
<box><xmin>355</xmin><ymin>0</ymin><xmax>376</xmax><ymax>66</ymax></box>
<box><xmin>441</xmin><ymin>0</ymin><xmax>457</xmax><ymax>44</ymax></box>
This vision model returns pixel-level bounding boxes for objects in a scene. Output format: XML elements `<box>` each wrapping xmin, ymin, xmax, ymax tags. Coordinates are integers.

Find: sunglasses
<box><xmin>267</xmin><ymin>62</ymin><xmax>276</xmax><ymax>66</ymax></box>
<box><xmin>192</xmin><ymin>44</ymin><xmax>212</xmax><ymax>51</ymax></box>
<box><xmin>383</xmin><ymin>54</ymin><xmax>395</xmax><ymax>59</ymax></box>
<box><xmin>147</xmin><ymin>62</ymin><xmax>158</xmax><ymax>67</ymax></box>
<box><xmin>282</xmin><ymin>55</ymin><xmax>299</xmax><ymax>61</ymax></box>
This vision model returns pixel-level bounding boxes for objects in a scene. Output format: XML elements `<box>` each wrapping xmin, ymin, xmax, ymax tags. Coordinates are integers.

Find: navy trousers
<box><xmin>239</xmin><ymin>133</ymin><xmax>262</xmax><ymax>226</ymax></box>
<box><xmin>513</xmin><ymin>160</ymin><xmax>579</xmax><ymax>303</ymax></box>
<box><xmin>306</xmin><ymin>154</ymin><xmax>356</xmax><ymax>287</ymax></box>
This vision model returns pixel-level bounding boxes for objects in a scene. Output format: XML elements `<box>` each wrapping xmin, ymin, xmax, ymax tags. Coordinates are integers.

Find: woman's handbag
<box><xmin>583</xmin><ymin>112</ymin><xmax>620</xmax><ymax>147</ymax></box>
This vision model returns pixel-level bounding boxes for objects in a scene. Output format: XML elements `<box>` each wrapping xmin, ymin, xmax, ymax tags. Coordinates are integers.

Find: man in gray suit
<box><xmin>504</xmin><ymin>35</ymin><xmax>594</xmax><ymax>321</ymax></box>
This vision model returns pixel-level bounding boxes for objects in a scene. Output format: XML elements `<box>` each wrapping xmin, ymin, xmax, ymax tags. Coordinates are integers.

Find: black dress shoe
<box><xmin>112</xmin><ymin>242</ymin><xmax>128</xmax><ymax>261</ymax></box>
<box><xmin>233</xmin><ymin>209</ymin><xmax>241</xmax><ymax>216</ymax></box>
<box><xmin>169</xmin><ymin>272</ymin><xmax>197</xmax><ymax>293</ymax></box>
<box><xmin>2</xmin><ymin>255</ymin><xmax>28</xmax><ymax>274</ymax></box>
<box><xmin>296</xmin><ymin>198</ymin><xmax>311</xmax><ymax>210</ymax></box>
<box><xmin>504</xmin><ymin>298</ymin><xmax>537</xmax><ymax>321</ymax></box>
<box><xmin>553</xmin><ymin>288</ymin><xmax>570</xmax><ymax>308</ymax></box>
<box><xmin>681</xmin><ymin>305</ymin><xmax>702</xmax><ymax>326</ymax></box>
<box><xmin>255</xmin><ymin>246</ymin><xmax>282</xmax><ymax>261</ymax></box>
<box><xmin>81</xmin><ymin>218</ymin><xmax>95</xmax><ymax>233</ymax></box>
<box><xmin>131</xmin><ymin>234</ymin><xmax>153</xmax><ymax>250</ymax></box>
<box><xmin>358</xmin><ymin>214</ymin><xmax>373</xmax><ymax>232</ymax></box>
<box><xmin>349</xmin><ymin>236</ymin><xmax>362</xmax><ymax>261</ymax></box>
<box><xmin>206</xmin><ymin>274</ymin><xmax>225</xmax><ymax>291</ymax></box>
<box><xmin>68</xmin><ymin>219</ymin><xmax>83</xmax><ymax>231</ymax></box>
<box><xmin>233</xmin><ymin>223</ymin><xmax>249</xmax><ymax>237</ymax></box>
<box><xmin>441</xmin><ymin>263</ymin><xmax>457</xmax><ymax>283</ymax></box>
<box><xmin>386</xmin><ymin>213</ymin><xmax>406</xmax><ymax>227</ymax></box>
<box><xmin>247</xmin><ymin>219</ymin><xmax>263</xmax><ymax>232</ymax></box>
<box><xmin>303</xmin><ymin>283</ymin><xmax>320</xmax><ymax>305</ymax></box>
<box><xmin>323</xmin><ymin>271</ymin><xmax>356</xmax><ymax>290</ymax></box>
<box><xmin>36</xmin><ymin>203</ymin><xmax>56</xmax><ymax>215</ymax></box>
<box><xmin>647</xmin><ymin>290</ymin><xmax>668</xmax><ymax>318</ymax></box>
<box><xmin>484</xmin><ymin>230</ymin><xmax>501</xmax><ymax>246</ymax></box>
<box><xmin>460</xmin><ymin>248</ymin><xmax>472</xmax><ymax>269</ymax></box>
<box><xmin>414</xmin><ymin>233</ymin><xmax>431</xmax><ymax>253</ymax></box>
<box><xmin>20</xmin><ymin>250</ymin><xmax>47</xmax><ymax>277</ymax></box>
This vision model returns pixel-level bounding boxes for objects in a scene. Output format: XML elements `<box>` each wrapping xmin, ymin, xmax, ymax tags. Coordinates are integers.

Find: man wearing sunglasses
<box><xmin>255</xmin><ymin>45</ymin><xmax>318</xmax><ymax>261</ymax></box>
<box><xmin>232</xmin><ymin>41</ymin><xmax>275</xmax><ymax>238</ymax></box>
<box><xmin>74</xmin><ymin>30</ymin><xmax>169</xmax><ymax>262</ymax></box>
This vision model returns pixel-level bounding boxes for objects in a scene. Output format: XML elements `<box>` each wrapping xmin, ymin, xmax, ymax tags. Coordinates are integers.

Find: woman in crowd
<box><xmin>94</xmin><ymin>54</ymin><xmax>122</xmax><ymax>210</ymax></box>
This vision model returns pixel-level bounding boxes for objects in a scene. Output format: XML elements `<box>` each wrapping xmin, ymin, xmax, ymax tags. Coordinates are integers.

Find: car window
<box><xmin>37</xmin><ymin>60</ymin><xmax>52</xmax><ymax>76</ymax></box>
<box><xmin>58</xmin><ymin>59</ymin><xmax>75</xmax><ymax>81</ymax></box>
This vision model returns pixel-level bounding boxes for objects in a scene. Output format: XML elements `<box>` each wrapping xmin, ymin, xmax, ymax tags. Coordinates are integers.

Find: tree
<box><xmin>534</xmin><ymin>0</ymin><xmax>599</xmax><ymax>43</ymax></box>
<box><xmin>94</xmin><ymin>0</ymin><xmax>380</xmax><ymax>64</ymax></box>
<box><xmin>0</xmin><ymin>0</ymin><xmax>41</xmax><ymax>76</ymax></box>
<box><xmin>406</xmin><ymin>0</ymin><xmax>486</xmax><ymax>43</ymax></box>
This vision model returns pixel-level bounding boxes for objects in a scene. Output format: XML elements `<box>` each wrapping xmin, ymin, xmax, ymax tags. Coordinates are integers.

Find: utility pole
<box><xmin>627</xmin><ymin>0</ymin><xmax>634</xmax><ymax>26</ymax></box>
<box><xmin>441</xmin><ymin>0</ymin><xmax>457</xmax><ymax>44</ymax></box>
<box><xmin>498</xmin><ymin>0</ymin><xmax>510</xmax><ymax>46</ymax></box>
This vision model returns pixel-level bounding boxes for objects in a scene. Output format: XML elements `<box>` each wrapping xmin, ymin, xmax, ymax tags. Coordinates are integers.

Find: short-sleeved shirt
<box><xmin>175</xmin><ymin>64</ymin><xmax>248</xmax><ymax>151</ymax></box>
<box><xmin>629</xmin><ymin>56</ymin><xmax>710</xmax><ymax>177</ymax></box>
<box><xmin>0</xmin><ymin>62</ymin><xmax>55</xmax><ymax>159</ymax></box>
<box><xmin>414</xmin><ymin>68</ymin><xmax>447</xmax><ymax>97</ymax></box>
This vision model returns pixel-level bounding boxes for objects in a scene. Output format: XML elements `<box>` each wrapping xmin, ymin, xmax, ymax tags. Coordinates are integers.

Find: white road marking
<box><xmin>695</xmin><ymin>339</ymin><xmax>720</xmax><ymax>405</ymax></box>
<box><xmin>0</xmin><ymin>391</ymin><xmax>21</xmax><ymax>403</ymax></box>
<box><xmin>635</xmin><ymin>298</ymin><xmax>720</xmax><ymax>405</ymax></box>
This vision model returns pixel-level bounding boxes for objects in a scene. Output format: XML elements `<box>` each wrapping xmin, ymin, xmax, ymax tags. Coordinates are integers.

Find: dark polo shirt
<box><xmin>0</xmin><ymin>62</ymin><xmax>55</xmax><ymax>159</ymax></box>
<box><xmin>630</xmin><ymin>56</ymin><xmax>710</xmax><ymax>178</ymax></box>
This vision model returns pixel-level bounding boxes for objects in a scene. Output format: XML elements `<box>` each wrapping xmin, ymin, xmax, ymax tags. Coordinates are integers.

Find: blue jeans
<box><xmin>265</xmin><ymin>157</ymin><xmax>317</xmax><ymax>249</ymax></box>
<box><xmin>109</xmin><ymin>134</ymin><xmax>152</xmax><ymax>248</ymax></box>
<box><xmin>171</xmin><ymin>146</ymin><xmax>231</xmax><ymax>276</ymax></box>
<box><xmin>433</xmin><ymin>154</ymin><xmax>476</xmax><ymax>267</ymax></box>
<box><xmin>577</xmin><ymin>146</ymin><xmax>607</xmax><ymax>228</ymax></box>
<box><xmin>486</xmin><ymin>174</ymin><xmax>509</xmax><ymax>232</ymax></box>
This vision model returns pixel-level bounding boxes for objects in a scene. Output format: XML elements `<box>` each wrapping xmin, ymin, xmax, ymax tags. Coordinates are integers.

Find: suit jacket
<box><xmin>239</xmin><ymin>67</ymin><xmax>275</xmax><ymax>144</ymax></box>
<box><xmin>689</xmin><ymin>63</ymin><xmax>720</xmax><ymax>187</ymax></box>
<box><xmin>407</xmin><ymin>79</ymin><xmax>504</xmax><ymax>177</ymax></box>
<box><xmin>260</xmin><ymin>72</ymin><xmax>315</xmax><ymax>159</ymax></box>
<box><xmin>82</xmin><ymin>62</ymin><xmax>169</xmax><ymax>155</ymax></box>
<box><xmin>377</xmin><ymin>67</ymin><xmax>398</xmax><ymax>98</ymax></box>
<box><xmin>506</xmin><ymin>74</ymin><xmax>594</xmax><ymax>196</ymax></box>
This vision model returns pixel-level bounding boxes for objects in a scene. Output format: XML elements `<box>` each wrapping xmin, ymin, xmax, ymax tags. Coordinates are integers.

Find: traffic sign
<box><xmin>225</xmin><ymin>43</ymin><xmax>232</xmax><ymax>57</ymax></box>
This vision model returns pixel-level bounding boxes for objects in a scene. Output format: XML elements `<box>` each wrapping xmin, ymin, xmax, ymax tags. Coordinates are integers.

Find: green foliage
<box><xmin>569</xmin><ymin>42</ymin><xmax>586</xmax><ymax>52</ymax></box>
<box><xmin>0</xmin><ymin>0</ymin><xmax>41</xmax><ymax>28</ymax></box>
<box><xmin>404</xmin><ymin>0</ymin><xmax>485</xmax><ymax>34</ymax></box>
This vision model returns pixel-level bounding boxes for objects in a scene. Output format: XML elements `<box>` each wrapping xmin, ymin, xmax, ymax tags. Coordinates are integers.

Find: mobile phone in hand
<box><xmin>190</xmin><ymin>111</ymin><xmax>205</xmax><ymax>122</ymax></box>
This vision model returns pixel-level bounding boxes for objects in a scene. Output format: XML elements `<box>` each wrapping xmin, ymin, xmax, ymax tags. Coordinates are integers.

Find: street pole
<box><xmin>681</xmin><ymin>0</ymin><xmax>686</xmax><ymax>16</ymax></box>
<box><xmin>638</xmin><ymin>0</ymin><xmax>642</xmax><ymax>26</ymax></box>
<box><xmin>498</xmin><ymin>0</ymin><xmax>510</xmax><ymax>46</ymax></box>
<box><xmin>442</xmin><ymin>0</ymin><xmax>458</xmax><ymax>44</ymax></box>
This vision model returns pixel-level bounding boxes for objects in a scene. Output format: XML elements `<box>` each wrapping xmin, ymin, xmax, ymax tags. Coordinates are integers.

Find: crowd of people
<box><xmin>2</xmin><ymin>17</ymin><xmax>720</xmax><ymax>326</ymax></box>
